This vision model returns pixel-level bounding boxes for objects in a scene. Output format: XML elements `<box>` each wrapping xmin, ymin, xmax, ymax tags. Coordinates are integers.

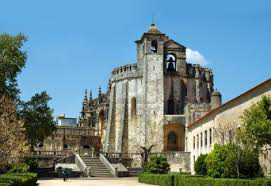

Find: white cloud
<box><xmin>186</xmin><ymin>48</ymin><xmax>207</xmax><ymax>66</ymax></box>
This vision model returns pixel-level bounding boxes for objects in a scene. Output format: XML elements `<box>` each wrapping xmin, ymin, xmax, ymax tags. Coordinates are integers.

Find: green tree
<box><xmin>144</xmin><ymin>156</ymin><xmax>170</xmax><ymax>174</ymax></box>
<box><xmin>240</xmin><ymin>95</ymin><xmax>271</xmax><ymax>151</ymax></box>
<box><xmin>206</xmin><ymin>144</ymin><xmax>261</xmax><ymax>178</ymax></box>
<box><xmin>194</xmin><ymin>154</ymin><xmax>208</xmax><ymax>176</ymax></box>
<box><xmin>0</xmin><ymin>33</ymin><xmax>28</xmax><ymax>168</ymax></box>
<box><xmin>20</xmin><ymin>91</ymin><xmax>56</xmax><ymax>150</ymax></box>
<box><xmin>0</xmin><ymin>95</ymin><xmax>29</xmax><ymax>168</ymax></box>
<box><xmin>0</xmin><ymin>33</ymin><xmax>27</xmax><ymax>98</ymax></box>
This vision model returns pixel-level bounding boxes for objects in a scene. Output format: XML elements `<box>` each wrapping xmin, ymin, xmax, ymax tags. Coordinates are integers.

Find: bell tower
<box><xmin>135</xmin><ymin>24</ymin><xmax>168</xmax><ymax>150</ymax></box>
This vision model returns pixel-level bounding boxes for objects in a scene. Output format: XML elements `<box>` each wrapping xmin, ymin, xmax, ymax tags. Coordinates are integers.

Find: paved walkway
<box><xmin>38</xmin><ymin>178</ymin><xmax>153</xmax><ymax>186</ymax></box>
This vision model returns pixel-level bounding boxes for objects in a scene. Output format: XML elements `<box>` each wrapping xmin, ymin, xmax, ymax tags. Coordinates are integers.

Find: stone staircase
<box><xmin>80</xmin><ymin>156</ymin><xmax>113</xmax><ymax>177</ymax></box>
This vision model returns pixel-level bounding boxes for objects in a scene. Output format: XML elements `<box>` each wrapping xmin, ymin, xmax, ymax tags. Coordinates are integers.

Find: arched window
<box><xmin>166</xmin><ymin>53</ymin><xmax>176</xmax><ymax>72</ymax></box>
<box><xmin>38</xmin><ymin>143</ymin><xmax>43</xmax><ymax>148</ymax></box>
<box><xmin>168</xmin><ymin>99</ymin><xmax>175</xmax><ymax>114</ymax></box>
<box><xmin>131</xmin><ymin>97</ymin><xmax>136</xmax><ymax>116</ymax></box>
<box><xmin>168</xmin><ymin>132</ymin><xmax>177</xmax><ymax>144</ymax></box>
<box><xmin>151</xmin><ymin>40</ymin><xmax>158</xmax><ymax>53</ymax></box>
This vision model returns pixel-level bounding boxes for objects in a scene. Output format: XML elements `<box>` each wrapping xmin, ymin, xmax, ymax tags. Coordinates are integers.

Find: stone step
<box><xmin>91</xmin><ymin>174</ymin><xmax>113</xmax><ymax>177</ymax></box>
<box><xmin>80</xmin><ymin>155</ymin><xmax>113</xmax><ymax>177</ymax></box>
<box><xmin>85</xmin><ymin>164</ymin><xmax>107</xmax><ymax>167</ymax></box>
<box><xmin>89</xmin><ymin>168</ymin><xmax>108</xmax><ymax>171</ymax></box>
<box><xmin>91</xmin><ymin>171</ymin><xmax>111</xmax><ymax>174</ymax></box>
<box><xmin>85</xmin><ymin>162</ymin><xmax>104</xmax><ymax>164</ymax></box>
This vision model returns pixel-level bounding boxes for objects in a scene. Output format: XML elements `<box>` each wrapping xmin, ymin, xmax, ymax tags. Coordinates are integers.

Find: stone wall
<box><xmin>41</xmin><ymin>127</ymin><xmax>100</xmax><ymax>156</ymax></box>
<box><xmin>187</xmin><ymin>79</ymin><xmax>271</xmax><ymax>175</ymax></box>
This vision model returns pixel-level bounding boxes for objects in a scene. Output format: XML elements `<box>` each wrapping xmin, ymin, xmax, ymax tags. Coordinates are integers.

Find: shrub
<box><xmin>139</xmin><ymin>174</ymin><xmax>271</xmax><ymax>186</ymax></box>
<box><xmin>139</xmin><ymin>173</ymin><xmax>174</xmax><ymax>186</ymax></box>
<box><xmin>0</xmin><ymin>172</ymin><xmax>37</xmax><ymax>186</ymax></box>
<box><xmin>238</xmin><ymin>148</ymin><xmax>263</xmax><ymax>178</ymax></box>
<box><xmin>56</xmin><ymin>166</ymin><xmax>63</xmax><ymax>177</ymax></box>
<box><xmin>194</xmin><ymin>154</ymin><xmax>208</xmax><ymax>176</ymax></box>
<box><xmin>144</xmin><ymin>156</ymin><xmax>170</xmax><ymax>174</ymax></box>
<box><xmin>0</xmin><ymin>179</ymin><xmax>13</xmax><ymax>186</ymax></box>
<box><xmin>23</xmin><ymin>158</ymin><xmax>38</xmax><ymax>172</ymax></box>
<box><xmin>206</xmin><ymin>144</ymin><xmax>262</xmax><ymax>178</ymax></box>
<box><xmin>174</xmin><ymin>176</ymin><xmax>271</xmax><ymax>186</ymax></box>
<box><xmin>8</xmin><ymin>163</ymin><xmax>30</xmax><ymax>173</ymax></box>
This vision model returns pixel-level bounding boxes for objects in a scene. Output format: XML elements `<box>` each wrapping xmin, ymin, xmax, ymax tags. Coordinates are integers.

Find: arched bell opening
<box><xmin>151</xmin><ymin>40</ymin><xmax>158</xmax><ymax>53</ymax></box>
<box><xmin>166</xmin><ymin>53</ymin><xmax>176</xmax><ymax>72</ymax></box>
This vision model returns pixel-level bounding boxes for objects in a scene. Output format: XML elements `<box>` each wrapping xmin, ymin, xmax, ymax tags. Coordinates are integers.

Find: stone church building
<box><xmin>39</xmin><ymin>24</ymin><xmax>270</xmax><ymax>175</ymax></box>
<box><xmin>79</xmin><ymin>23</ymin><xmax>220</xmax><ymax>155</ymax></box>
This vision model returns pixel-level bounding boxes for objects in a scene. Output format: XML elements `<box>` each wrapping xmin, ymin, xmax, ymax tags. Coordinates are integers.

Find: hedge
<box><xmin>0</xmin><ymin>172</ymin><xmax>37</xmax><ymax>186</ymax></box>
<box><xmin>139</xmin><ymin>173</ymin><xmax>271</xmax><ymax>186</ymax></box>
<box><xmin>138</xmin><ymin>173</ymin><xmax>174</xmax><ymax>186</ymax></box>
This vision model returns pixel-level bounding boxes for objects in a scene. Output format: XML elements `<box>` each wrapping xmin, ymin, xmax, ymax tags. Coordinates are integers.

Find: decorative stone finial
<box><xmin>148</xmin><ymin>23</ymin><xmax>160</xmax><ymax>33</ymax></box>
<box><xmin>89</xmin><ymin>90</ymin><xmax>92</xmax><ymax>101</ymax></box>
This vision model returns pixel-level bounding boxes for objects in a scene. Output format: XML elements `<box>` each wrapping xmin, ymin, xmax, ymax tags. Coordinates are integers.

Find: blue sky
<box><xmin>1</xmin><ymin>0</ymin><xmax>270</xmax><ymax>118</ymax></box>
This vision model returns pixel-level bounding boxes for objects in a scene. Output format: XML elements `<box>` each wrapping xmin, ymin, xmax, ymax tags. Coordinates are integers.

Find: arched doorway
<box><xmin>163</xmin><ymin>123</ymin><xmax>185</xmax><ymax>151</ymax></box>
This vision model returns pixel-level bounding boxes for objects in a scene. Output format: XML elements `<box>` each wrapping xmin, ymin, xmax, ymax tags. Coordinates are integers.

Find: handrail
<box><xmin>55</xmin><ymin>154</ymin><xmax>75</xmax><ymax>163</ymax></box>
<box><xmin>75</xmin><ymin>154</ymin><xmax>89</xmax><ymax>177</ymax></box>
<box><xmin>99</xmin><ymin>153</ymin><xmax>117</xmax><ymax>177</ymax></box>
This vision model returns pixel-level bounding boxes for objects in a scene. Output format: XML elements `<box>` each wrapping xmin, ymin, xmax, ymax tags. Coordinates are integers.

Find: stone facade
<box><xmin>38</xmin><ymin>126</ymin><xmax>100</xmax><ymax>156</ymax></box>
<box><xmin>39</xmin><ymin>24</ymin><xmax>271</xmax><ymax>174</ymax></box>
<box><xmin>187</xmin><ymin>78</ymin><xmax>271</xmax><ymax>176</ymax></box>
<box><xmin>79</xmin><ymin>24</ymin><xmax>216</xmax><ymax>161</ymax></box>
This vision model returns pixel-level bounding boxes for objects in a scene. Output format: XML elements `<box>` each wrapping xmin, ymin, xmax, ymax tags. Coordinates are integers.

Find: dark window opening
<box><xmin>193</xmin><ymin>136</ymin><xmax>195</xmax><ymax>149</ymax></box>
<box><xmin>38</xmin><ymin>143</ymin><xmax>43</xmax><ymax>148</ymax></box>
<box><xmin>131</xmin><ymin>97</ymin><xmax>137</xmax><ymax>116</ymax></box>
<box><xmin>197</xmin><ymin>134</ymin><xmax>199</xmax><ymax>149</ymax></box>
<box><xmin>83</xmin><ymin>145</ymin><xmax>90</xmax><ymax>149</ymax></box>
<box><xmin>168</xmin><ymin>99</ymin><xmax>175</xmax><ymax>114</ymax></box>
<box><xmin>210</xmin><ymin>128</ymin><xmax>212</xmax><ymax>145</ymax></box>
<box><xmin>200</xmin><ymin>133</ymin><xmax>203</xmax><ymax>147</ymax></box>
<box><xmin>91</xmin><ymin>120</ymin><xmax>95</xmax><ymax>128</ymax></box>
<box><xmin>151</xmin><ymin>40</ymin><xmax>158</xmax><ymax>53</ymax></box>
<box><xmin>205</xmin><ymin>130</ymin><xmax>208</xmax><ymax>146</ymax></box>
<box><xmin>63</xmin><ymin>144</ymin><xmax>68</xmax><ymax>149</ymax></box>
<box><xmin>166</xmin><ymin>53</ymin><xmax>176</xmax><ymax>72</ymax></box>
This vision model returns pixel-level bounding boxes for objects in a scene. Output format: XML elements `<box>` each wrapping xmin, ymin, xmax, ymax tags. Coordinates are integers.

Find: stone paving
<box><xmin>38</xmin><ymin>178</ymin><xmax>153</xmax><ymax>186</ymax></box>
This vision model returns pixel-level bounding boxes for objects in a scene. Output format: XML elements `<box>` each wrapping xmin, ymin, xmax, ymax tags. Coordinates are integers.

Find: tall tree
<box><xmin>0</xmin><ymin>33</ymin><xmax>27</xmax><ymax>98</ymax></box>
<box><xmin>240</xmin><ymin>95</ymin><xmax>271</xmax><ymax>152</ymax></box>
<box><xmin>0</xmin><ymin>94</ymin><xmax>29</xmax><ymax>167</ymax></box>
<box><xmin>0</xmin><ymin>33</ymin><xmax>28</xmax><ymax>167</ymax></box>
<box><xmin>20</xmin><ymin>91</ymin><xmax>56</xmax><ymax>150</ymax></box>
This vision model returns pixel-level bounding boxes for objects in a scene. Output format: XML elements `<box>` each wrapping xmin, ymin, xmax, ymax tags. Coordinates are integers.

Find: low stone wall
<box><xmin>103</xmin><ymin>151</ymin><xmax>190</xmax><ymax>173</ymax></box>
<box><xmin>150</xmin><ymin>152</ymin><xmax>191</xmax><ymax>173</ymax></box>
